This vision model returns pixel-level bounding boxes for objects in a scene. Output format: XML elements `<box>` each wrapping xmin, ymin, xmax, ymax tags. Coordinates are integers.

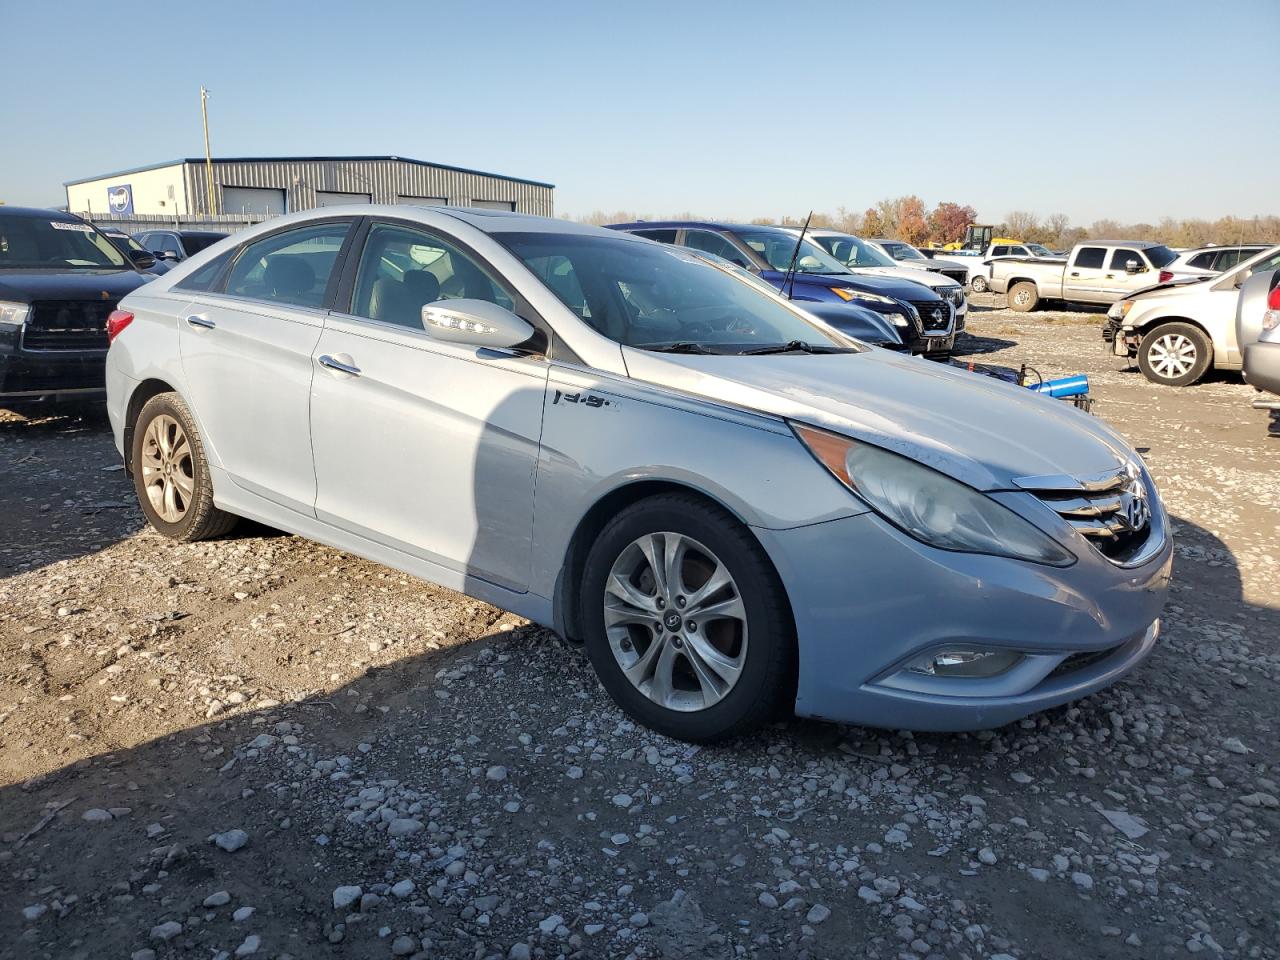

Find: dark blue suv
<box><xmin>607</xmin><ymin>221</ymin><xmax>956</xmax><ymax>356</ymax></box>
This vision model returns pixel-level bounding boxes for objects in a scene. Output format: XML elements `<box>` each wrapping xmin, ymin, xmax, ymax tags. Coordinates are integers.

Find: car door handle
<box><xmin>1069</xmin><ymin>272</ymin><xmax>1080</xmax><ymax>277</ymax></box>
<box><xmin>185</xmin><ymin>315</ymin><xmax>216</xmax><ymax>329</ymax></box>
<box><xmin>318</xmin><ymin>354</ymin><xmax>361</xmax><ymax>376</ymax></box>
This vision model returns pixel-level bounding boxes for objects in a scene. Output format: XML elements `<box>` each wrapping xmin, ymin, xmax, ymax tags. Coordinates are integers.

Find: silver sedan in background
<box><xmin>104</xmin><ymin>207</ymin><xmax>1170</xmax><ymax>742</ymax></box>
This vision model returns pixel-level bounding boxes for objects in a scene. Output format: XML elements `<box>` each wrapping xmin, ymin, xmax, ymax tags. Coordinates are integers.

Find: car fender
<box><xmin>530</xmin><ymin>361</ymin><xmax>867</xmax><ymax>607</ymax></box>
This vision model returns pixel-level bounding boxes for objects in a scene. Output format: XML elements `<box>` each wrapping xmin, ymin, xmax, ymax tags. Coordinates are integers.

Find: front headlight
<box><xmin>1108</xmin><ymin>301</ymin><xmax>1135</xmax><ymax>320</ymax></box>
<box><xmin>793</xmin><ymin>423</ymin><xmax>1076</xmax><ymax>566</ymax></box>
<box><xmin>0</xmin><ymin>300</ymin><xmax>31</xmax><ymax>329</ymax></box>
<box><xmin>831</xmin><ymin>287</ymin><xmax>894</xmax><ymax>307</ymax></box>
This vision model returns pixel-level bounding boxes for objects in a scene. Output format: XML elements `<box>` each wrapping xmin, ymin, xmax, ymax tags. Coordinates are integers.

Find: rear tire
<box><xmin>579</xmin><ymin>493</ymin><xmax>794</xmax><ymax>742</ymax></box>
<box><xmin>130</xmin><ymin>392</ymin><xmax>238</xmax><ymax>541</ymax></box>
<box><xmin>1007</xmin><ymin>281</ymin><xmax>1039</xmax><ymax>312</ymax></box>
<box><xmin>970</xmin><ymin>275</ymin><xmax>989</xmax><ymax>294</ymax></box>
<box><xmin>1137</xmin><ymin>322</ymin><xmax>1212</xmax><ymax>386</ymax></box>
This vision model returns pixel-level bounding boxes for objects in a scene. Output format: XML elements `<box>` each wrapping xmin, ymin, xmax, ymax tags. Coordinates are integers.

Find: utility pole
<box><xmin>200</xmin><ymin>86</ymin><xmax>216</xmax><ymax>215</ymax></box>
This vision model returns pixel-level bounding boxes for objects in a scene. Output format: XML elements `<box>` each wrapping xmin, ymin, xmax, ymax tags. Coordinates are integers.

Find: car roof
<box><xmin>1182</xmin><ymin>243</ymin><xmax>1269</xmax><ymax>253</ymax></box>
<box><xmin>173</xmin><ymin>230</ymin><xmax>228</xmax><ymax>239</ymax></box>
<box><xmin>607</xmin><ymin>219</ymin><xmax>775</xmax><ymax>233</ymax></box>
<box><xmin>1080</xmin><ymin>240</ymin><xmax>1169</xmax><ymax>248</ymax></box>
<box><xmin>0</xmin><ymin>206</ymin><xmax>86</xmax><ymax>222</ymax></box>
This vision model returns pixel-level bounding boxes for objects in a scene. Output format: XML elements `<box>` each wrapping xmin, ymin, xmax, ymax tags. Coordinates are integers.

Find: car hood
<box><xmin>1118</xmin><ymin>275</ymin><xmax>1211</xmax><ymax>302</ymax></box>
<box><xmin>0</xmin><ymin>268</ymin><xmax>150</xmax><ymax>302</ymax></box>
<box><xmin>622</xmin><ymin>347</ymin><xmax>1134</xmax><ymax>490</ymax></box>
<box><xmin>849</xmin><ymin>265</ymin><xmax>955</xmax><ymax>289</ymax></box>
<box><xmin>762</xmin><ymin>269</ymin><xmax>939</xmax><ymax>301</ymax></box>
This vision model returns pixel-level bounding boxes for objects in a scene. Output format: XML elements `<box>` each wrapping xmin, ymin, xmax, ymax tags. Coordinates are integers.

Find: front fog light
<box><xmin>906</xmin><ymin>648</ymin><xmax>1023</xmax><ymax>678</ymax></box>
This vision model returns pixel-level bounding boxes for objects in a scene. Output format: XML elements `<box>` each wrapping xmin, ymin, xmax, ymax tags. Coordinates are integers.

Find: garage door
<box><xmin>315</xmin><ymin>191</ymin><xmax>371</xmax><ymax>207</ymax></box>
<box><xmin>222</xmin><ymin>186</ymin><xmax>286</xmax><ymax>215</ymax></box>
<box><xmin>470</xmin><ymin>200</ymin><xmax>515</xmax><ymax>211</ymax></box>
<box><xmin>396</xmin><ymin>195</ymin><xmax>448</xmax><ymax>206</ymax></box>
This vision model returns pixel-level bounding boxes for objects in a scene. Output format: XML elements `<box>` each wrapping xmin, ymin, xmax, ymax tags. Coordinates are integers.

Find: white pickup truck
<box><xmin>989</xmin><ymin>240</ymin><xmax>1179</xmax><ymax>311</ymax></box>
<box><xmin>959</xmin><ymin>242</ymin><xmax>1060</xmax><ymax>293</ymax></box>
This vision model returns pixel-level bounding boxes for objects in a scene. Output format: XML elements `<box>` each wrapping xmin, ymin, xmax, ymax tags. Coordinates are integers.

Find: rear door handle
<box><xmin>185</xmin><ymin>315</ymin><xmax>216</xmax><ymax>329</ymax></box>
<box><xmin>1069</xmin><ymin>272</ymin><xmax>1080</xmax><ymax>277</ymax></box>
<box><xmin>318</xmin><ymin>354</ymin><xmax>361</xmax><ymax>376</ymax></box>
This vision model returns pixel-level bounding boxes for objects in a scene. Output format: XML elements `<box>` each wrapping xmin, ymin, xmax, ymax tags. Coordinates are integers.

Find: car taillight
<box><xmin>1158</xmin><ymin>270</ymin><xmax>1174</xmax><ymax>283</ymax></box>
<box><xmin>1268</xmin><ymin>286</ymin><xmax>1280</xmax><ymax>310</ymax></box>
<box><xmin>106</xmin><ymin>309</ymin><xmax>134</xmax><ymax>344</ymax></box>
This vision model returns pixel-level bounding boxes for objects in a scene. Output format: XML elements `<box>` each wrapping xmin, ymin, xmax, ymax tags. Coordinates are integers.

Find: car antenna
<box><xmin>782</xmin><ymin>211</ymin><xmax>814</xmax><ymax>300</ymax></box>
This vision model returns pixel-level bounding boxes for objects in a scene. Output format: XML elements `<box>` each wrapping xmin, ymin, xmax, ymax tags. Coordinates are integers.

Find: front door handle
<box><xmin>1069</xmin><ymin>272</ymin><xmax>1080</xmax><ymax>277</ymax></box>
<box><xmin>186</xmin><ymin>315</ymin><xmax>216</xmax><ymax>329</ymax></box>
<box><xmin>318</xmin><ymin>354</ymin><xmax>361</xmax><ymax>376</ymax></box>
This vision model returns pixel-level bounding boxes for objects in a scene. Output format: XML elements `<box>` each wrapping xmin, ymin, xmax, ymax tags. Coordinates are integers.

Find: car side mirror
<box><xmin>153</xmin><ymin>249</ymin><xmax>179</xmax><ymax>261</ymax></box>
<box><xmin>127</xmin><ymin>249</ymin><xmax>157</xmax><ymax>269</ymax></box>
<box><xmin>421</xmin><ymin>298</ymin><xmax>535</xmax><ymax>350</ymax></box>
<box><xmin>1124</xmin><ymin>259</ymin><xmax>1142</xmax><ymax>275</ymax></box>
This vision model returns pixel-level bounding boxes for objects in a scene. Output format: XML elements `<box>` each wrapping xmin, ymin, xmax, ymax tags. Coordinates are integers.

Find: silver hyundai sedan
<box><xmin>104</xmin><ymin>206</ymin><xmax>1171</xmax><ymax>742</ymax></box>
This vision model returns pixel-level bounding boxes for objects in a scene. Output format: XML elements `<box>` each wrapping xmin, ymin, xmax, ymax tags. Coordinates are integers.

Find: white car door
<box><xmin>1063</xmin><ymin>245</ymin><xmax>1110</xmax><ymax>301</ymax></box>
<box><xmin>309</xmin><ymin>220</ymin><xmax>548</xmax><ymax>592</ymax></box>
<box><xmin>179</xmin><ymin>219</ymin><xmax>356</xmax><ymax>515</ymax></box>
<box><xmin>1101</xmin><ymin>247</ymin><xmax>1158</xmax><ymax>299</ymax></box>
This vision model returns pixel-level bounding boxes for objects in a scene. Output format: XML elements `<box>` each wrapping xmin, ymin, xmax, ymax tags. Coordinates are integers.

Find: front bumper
<box><xmin>1243</xmin><ymin>341</ymin><xmax>1280</xmax><ymax>396</ymax></box>
<box><xmin>756</xmin><ymin>508</ymin><xmax>1172</xmax><ymax>731</ymax></box>
<box><xmin>0</xmin><ymin>335</ymin><xmax>107</xmax><ymax>400</ymax></box>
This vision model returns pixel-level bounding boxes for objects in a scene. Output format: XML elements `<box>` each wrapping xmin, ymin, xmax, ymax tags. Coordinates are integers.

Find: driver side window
<box><xmin>682</xmin><ymin>230</ymin><xmax>752</xmax><ymax>269</ymax></box>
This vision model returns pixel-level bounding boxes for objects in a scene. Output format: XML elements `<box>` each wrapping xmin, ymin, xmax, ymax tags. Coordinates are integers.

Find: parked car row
<box><xmin>101</xmin><ymin>203</ymin><xmax>1171</xmax><ymax>742</ymax></box>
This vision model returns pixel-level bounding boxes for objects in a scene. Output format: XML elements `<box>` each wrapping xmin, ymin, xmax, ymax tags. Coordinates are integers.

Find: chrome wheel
<box><xmin>140</xmin><ymin>414</ymin><xmax>194</xmax><ymax>523</ymax></box>
<box><xmin>1012</xmin><ymin>287</ymin><xmax>1032</xmax><ymax>307</ymax></box>
<box><xmin>970</xmin><ymin>275</ymin><xmax>988</xmax><ymax>293</ymax></box>
<box><xmin>1149</xmin><ymin>333</ymin><xmax>1197</xmax><ymax>379</ymax></box>
<box><xmin>603</xmin><ymin>532</ymin><xmax>748</xmax><ymax>712</ymax></box>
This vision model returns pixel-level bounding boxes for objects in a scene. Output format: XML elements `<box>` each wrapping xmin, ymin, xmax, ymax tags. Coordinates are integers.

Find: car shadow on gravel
<box><xmin>1</xmin><ymin>506</ymin><xmax>1274</xmax><ymax>958</ymax></box>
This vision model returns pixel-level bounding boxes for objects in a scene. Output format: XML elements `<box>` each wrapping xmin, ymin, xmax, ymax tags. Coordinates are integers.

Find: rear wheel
<box><xmin>1008</xmin><ymin>281</ymin><xmax>1039</xmax><ymax>312</ymax></box>
<box><xmin>1137</xmin><ymin>322</ymin><xmax>1212</xmax><ymax>386</ymax></box>
<box><xmin>131</xmin><ymin>392</ymin><xmax>238</xmax><ymax>541</ymax></box>
<box><xmin>970</xmin><ymin>275</ymin><xmax>989</xmax><ymax>294</ymax></box>
<box><xmin>579</xmin><ymin>493</ymin><xmax>794</xmax><ymax>742</ymax></box>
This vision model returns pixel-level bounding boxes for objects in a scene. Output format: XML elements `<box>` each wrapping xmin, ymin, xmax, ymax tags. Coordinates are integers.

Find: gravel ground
<box><xmin>1</xmin><ymin>295</ymin><xmax>1277</xmax><ymax>960</ymax></box>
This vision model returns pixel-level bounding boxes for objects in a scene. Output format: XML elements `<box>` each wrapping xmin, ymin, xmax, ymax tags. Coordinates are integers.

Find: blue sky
<box><xmin>3</xmin><ymin>0</ymin><xmax>1278</xmax><ymax>225</ymax></box>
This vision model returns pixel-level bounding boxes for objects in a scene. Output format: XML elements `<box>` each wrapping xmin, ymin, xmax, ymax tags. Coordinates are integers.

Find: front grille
<box><xmin>939</xmin><ymin>268</ymin><xmax>968</xmax><ymax>286</ymax></box>
<box><xmin>1026</xmin><ymin>467</ymin><xmax>1154</xmax><ymax>564</ymax></box>
<box><xmin>910</xmin><ymin>300</ymin><xmax>953</xmax><ymax>332</ymax></box>
<box><xmin>21</xmin><ymin>300</ymin><xmax>115</xmax><ymax>352</ymax></box>
<box><xmin>943</xmin><ymin>287</ymin><xmax>967</xmax><ymax>308</ymax></box>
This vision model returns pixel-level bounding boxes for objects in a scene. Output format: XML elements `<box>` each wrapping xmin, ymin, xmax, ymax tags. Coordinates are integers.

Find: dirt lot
<box><xmin>1</xmin><ymin>295</ymin><xmax>1277</xmax><ymax>960</ymax></box>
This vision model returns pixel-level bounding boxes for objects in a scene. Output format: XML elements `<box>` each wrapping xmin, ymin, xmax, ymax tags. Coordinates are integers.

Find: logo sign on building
<box><xmin>107</xmin><ymin>184</ymin><xmax>134</xmax><ymax>215</ymax></box>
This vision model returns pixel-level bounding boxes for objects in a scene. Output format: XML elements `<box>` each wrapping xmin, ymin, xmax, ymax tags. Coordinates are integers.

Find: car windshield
<box><xmin>880</xmin><ymin>241</ymin><xmax>926</xmax><ymax>262</ymax></box>
<box><xmin>733</xmin><ymin>230</ymin><xmax>850</xmax><ymax>275</ymax></box>
<box><xmin>107</xmin><ymin>233</ymin><xmax>147</xmax><ymax>254</ymax></box>
<box><xmin>813</xmin><ymin>234</ymin><xmax>896</xmax><ymax>269</ymax></box>
<box><xmin>1027</xmin><ymin>244</ymin><xmax>1054</xmax><ymax>257</ymax></box>
<box><xmin>0</xmin><ymin>214</ymin><xmax>128</xmax><ymax>269</ymax></box>
<box><xmin>499</xmin><ymin>231</ymin><xmax>856</xmax><ymax>355</ymax></box>
<box><xmin>1145</xmin><ymin>245</ymin><xmax>1176</xmax><ymax>269</ymax></box>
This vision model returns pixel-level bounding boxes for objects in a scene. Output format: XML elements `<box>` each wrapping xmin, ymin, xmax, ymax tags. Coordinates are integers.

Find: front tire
<box><xmin>1137</xmin><ymin>322</ymin><xmax>1212</xmax><ymax>386</ymax></box>
<box><xmin>1007</xmin><ymin>281</ymin><xmax>1039</xmax><ymax>312</ymax></box>
<box><xmin>579</xmin><ymin>493</ymin><xmax>794</xmax><ymax>742</ymax></box>
<box><xmin>970</xmin><ymin>275</ymin><xmax>989</xmax><ymax>294</ymax></box>
<box><xmin>130</xmin><ymin>392</ymin><xmax>238</xmax><ymax>541</ymax></box>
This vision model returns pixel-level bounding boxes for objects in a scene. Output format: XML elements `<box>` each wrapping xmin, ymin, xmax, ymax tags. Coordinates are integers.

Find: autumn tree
<box><xmin>861</xmin><ymin>207</ymin><xmax>886</xmax><ymax>237</ymax></box>
<box><xmin>927</xmin><ymin>202</ymin><xmax>977</xmax><ymax>245</ymax></box>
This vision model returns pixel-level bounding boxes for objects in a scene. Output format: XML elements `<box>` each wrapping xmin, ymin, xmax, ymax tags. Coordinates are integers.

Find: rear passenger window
<box><xmin>174</xmin><ymin>249</ymin><xmax>234</xmax><ymax>292</ymax></box>
<box><xmin>225</xmin><ymin>222</ymin><xmax>351</xmax><ymax>309</ymax></box>
<box><xmin>1188</xmin><ymin>252</ymin><xmax>1216</xmax><ymax>270</ymax></box>
<box><xmin>630</xmin><ymin>229</ymin><xmax>677</xmax><ymax>244</ymax></box>
<box><xmin>1074</xmin><ymin>247</ymin><xmax>1106</xmax><ymax>269</ymax></box>
<box><xmin>992</xmin><ymin>246</ymin><xmax>1009</xmax><ymax>256</ymax></box>
<box><xmin>1109</xmin><ymin>249</ymin><xmax>1144</xmax><ymax>270</ymax></box>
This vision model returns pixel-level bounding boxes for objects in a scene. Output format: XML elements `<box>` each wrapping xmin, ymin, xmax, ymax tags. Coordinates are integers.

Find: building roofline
<box><xmin>64</xmin><ymin>155</ymin><xmax>555</xmax><ymax>189</ymax></box>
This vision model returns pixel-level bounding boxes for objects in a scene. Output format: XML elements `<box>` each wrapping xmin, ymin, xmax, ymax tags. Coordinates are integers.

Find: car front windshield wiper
<box><xmin>642</xmin><ymin>341</ymin><xmax>720</xmax><ymax>354</ymax></box>
<box><xmin>738</xmin><ymin>340</ymin><xmax>848</xmax><ymax>355</ymax></box>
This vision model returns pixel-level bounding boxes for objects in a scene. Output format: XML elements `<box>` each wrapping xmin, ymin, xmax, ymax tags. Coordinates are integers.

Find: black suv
<box><xmin>135</xmin><ymin>229</ymin><xmax>227</xmax><ymax>263</ymax></box>
<box><xmin>0</xmin><ymin>208</ymin><xmax>154</xmax><ymax>403</ymax></box>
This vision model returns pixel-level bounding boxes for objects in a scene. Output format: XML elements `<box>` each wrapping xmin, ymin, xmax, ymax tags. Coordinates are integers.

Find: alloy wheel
<box><xmin>602</xmin><ymin>532</ymin><xmax>748</xmax><ymax>712</ymax></box>
<box><xmin>1012</xmin><ymin>288</ymin><xmax>1032</xmax><ymax>307</ymax></box>
<box><xmin>140</xmin><ymin>414</ymin><xmax>195</xmax><ymax>523</ymax></box>
<box><xmin>1149</xmin><ymin>333</ymin><xmax>1197</xmax><ymax>379</ymax></box>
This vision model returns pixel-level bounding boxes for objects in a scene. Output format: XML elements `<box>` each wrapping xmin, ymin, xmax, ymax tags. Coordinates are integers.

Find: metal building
<box><xmin>65</xmin><ymin>155</ymin><xmax>554</xmax><ymax>226</ymax></box>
